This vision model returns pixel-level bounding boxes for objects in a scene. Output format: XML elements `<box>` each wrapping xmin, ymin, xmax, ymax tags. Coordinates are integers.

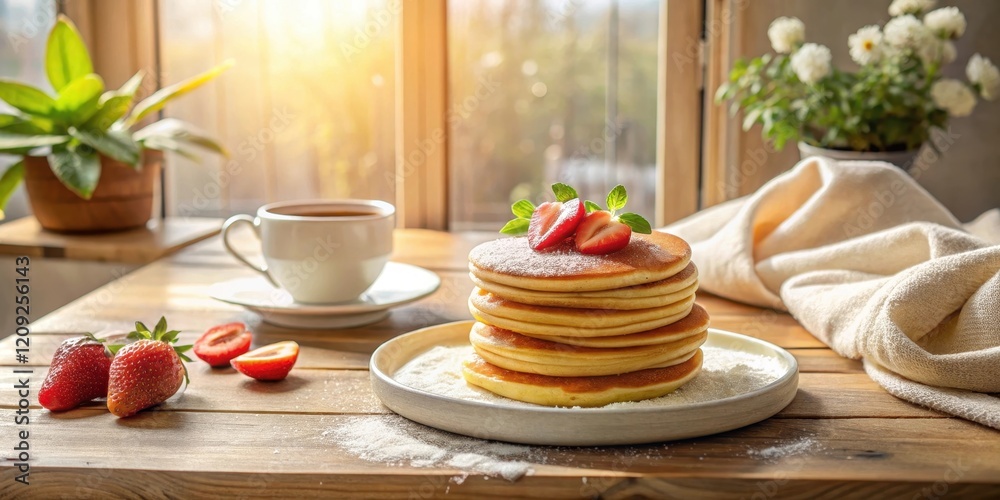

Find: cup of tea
<box><xmin>221</xmin><ymin>199</ymin><xmax>395</xmax><ymax>304</ymax></box>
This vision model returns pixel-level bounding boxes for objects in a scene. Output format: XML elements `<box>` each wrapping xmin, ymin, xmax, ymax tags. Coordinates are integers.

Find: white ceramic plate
<box><xmin>370</xmin><ymin>321</ymin><xmax>799</xmax><ymax>446</ymax></box>
<box><xmin>209</xmin><ymin>262</ymin><xmax>441</xmax><ymax>329</ymax></box>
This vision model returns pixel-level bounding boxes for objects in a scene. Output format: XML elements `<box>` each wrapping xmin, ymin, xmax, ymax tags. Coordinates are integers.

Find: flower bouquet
<box><xmin>717</xmin><ymin>0</ymin><xmax>998</xmax><ymax>155</ymax></box>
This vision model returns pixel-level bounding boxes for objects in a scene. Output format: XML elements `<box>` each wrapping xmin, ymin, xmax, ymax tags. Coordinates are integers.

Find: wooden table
<box><xmin>1</xmin><ymin>229</ymin><xmax>998</xmax><ymax>498</ymax></box>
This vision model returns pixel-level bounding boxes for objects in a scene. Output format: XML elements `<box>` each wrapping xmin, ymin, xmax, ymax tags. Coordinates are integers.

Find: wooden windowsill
<box><xmin>0</xmin><ymin>217</ymin><xmax>222</xmax><ymax>265</ymax></box>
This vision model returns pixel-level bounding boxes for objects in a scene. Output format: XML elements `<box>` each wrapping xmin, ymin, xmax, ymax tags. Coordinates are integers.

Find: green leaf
<box><xmin>510</xmin><ymin>199</ymin><xmax>535</xmax><ymax>219</ymax></box>
<box><xmin>45</xmin><ymin>15</ymin><xmax>94</xmax><ymax>92</ymax></box>
<box><xmin>0</xmin><ymin>80</ymin><xmax>56</xmax><ymax>116</ymax></box>
<box><xmin>175</xmin><ymin>344</ymin><xmax>193</xmax><ymax>354</ymax></box>
<box><xmin>0</xmin><ymin>133</ymin><xmax>69</xmax><ymax>152</ymax></box>
<box><xmin>617</xmin><ymin>213</ymin><xmax>652</xmax><ymax>234</ymax></box>
<box><xmin>125</xmin><ymin>59</ymin><xmax>234</xmax><ymax>126</ymax></box>
<box><xmin>584</xmin><ymin>200</ymin><xmax>602</xmax><ymax>213</ymax></box>
<box><xmin>132</xmin><ymin>118</ymin><xmax>228</xmax><ymax>157</ymax></box>
<box><xmin>107</xmin><ymin>344</ymin><xmax>125</xmax><ymax>355</ymax></box>
<box><xmin>551</xmin><ymin>182</ymin><xmax>578</xmax><ymax>202</ymax></box>
<box><xmin>0</xmin><ymin>115</ymin><xmax>54</xmax><ymax>135</ymax></box>
<box><xmin>499</xmin><ymin>218</ymin><xmax>530</xmax><ymax>235</ymax></box>
<box><xmin>54</xmin><ymin>74</ymin><xmax>104</xmax><ymax>124</ymax></box>
<box><xmin>153</xmin><ymin>316</ymin><xmax>168</xmax><ymax>339</ymax></box>
<box><xmin>0</xmin><ymin>161</ymin><xmax>25</xmax><ymax>216</ymax></box>
<box><xmin>135</xmin><ymin>321</ymin><xmax>151</xmax><ymax>334</ymax></box>
<box><xmin>126</xmin><ymin>331</ymin><xmax>142</xmax><ymax>340</ymax></box>
<box><xmin>606</xmin><ymin>185</ymin><xmax>627</xmax><ymax>212</ymax></box>
<box><xmin>139</xmin><ymin>135</ymin><xmax>202</xmax><ymax>162</ymax></box>
<box><xmin>70</xmin><ymin>127</ymin><xmax>140</xmax><ymax>166</ymax></box>
<box><xmin>85</xmin><ymin>71</ymin><xmax>145</xmax><ymax>131</ymax></box>
<box><xmin>47</xmin><ymin>146</ymin><xmax>101</xmax><ymax>199</ymax></box>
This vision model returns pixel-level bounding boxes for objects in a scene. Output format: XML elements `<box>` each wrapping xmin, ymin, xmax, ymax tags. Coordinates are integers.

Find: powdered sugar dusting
<box><xmin>468</xmin><ymin>233</ymin><xmax>683</xmax><ymax>279</ymax></box>
<box><xmin>747</xmin><ymin>437</ymin><xmax>819</xmax><ymax>460</ymax></box>
<box><xmin>322</xmin><ymin>415</ymin><xmax>534</xmax><ymax>480</ymax></box>
<box><xmin>393</xmin><ymin>344</ymin><xmax>788</xmax><ymax>409</ymax></box>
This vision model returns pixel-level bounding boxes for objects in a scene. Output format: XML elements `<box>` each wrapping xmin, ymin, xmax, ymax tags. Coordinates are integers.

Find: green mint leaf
<box><xmin>584</xmin><ymin>200</ymin><xmax>603</xmax><ymax>213</ymax></box>
<box><xmin>617</xmin><ymin>213</ymin><xmax>652</xmax><ymax>234</ymax></box>
<box><xmin>606</xmin><ymin>185</ymin><xmax>627</xmax><ymax>212</ymax></box>
<box><xmin>551</xmin><ymin>183</ymin><xmax>578</xmax><ymax>203</ymax></box>
<box><xmin>499</xmin><ymin>218</ymin><xmax>530</xmax><ymax>235</ymax></box>
<box><xmin>511</xmin><ymin>199</ymin><xmax>535</xmax><ymax>219</ymax></box>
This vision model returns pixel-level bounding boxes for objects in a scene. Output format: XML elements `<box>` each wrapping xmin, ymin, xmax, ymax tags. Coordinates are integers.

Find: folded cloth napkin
<box><xmin>666</xmin><ymin>156</ymin><xmax>1000</xmax><ymax>429</ymax></box>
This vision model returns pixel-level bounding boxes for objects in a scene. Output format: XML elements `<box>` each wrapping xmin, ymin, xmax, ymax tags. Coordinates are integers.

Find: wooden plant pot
<box><xmin>22</xmin><ymin>150</ymin><xmax>162</xmax><ymax>233</ymax></box>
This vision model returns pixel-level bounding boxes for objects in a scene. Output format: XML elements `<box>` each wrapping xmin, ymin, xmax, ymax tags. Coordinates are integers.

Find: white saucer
<box><xmin>209</xmin><ymin>262</ymin><xmax>441</xmax><ymax>329</ymax></box>
<box><xmin>370</xmin><ymin>321</ymin><xmax>799</xmax><ymax>446</ymax></box>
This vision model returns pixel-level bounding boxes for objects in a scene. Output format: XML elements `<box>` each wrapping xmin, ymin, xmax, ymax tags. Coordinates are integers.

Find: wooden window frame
<box><xmin>69</xmin><ymin>0</ymin><xmax>706</xmax><ymax>229</ymax></box>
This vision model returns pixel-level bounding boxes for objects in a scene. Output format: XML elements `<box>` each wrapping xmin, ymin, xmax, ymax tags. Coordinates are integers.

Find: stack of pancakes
<box><xmin>462</xmin><ymin>232</ymin><xmax>710</xmax><ymax>407</ymax></box>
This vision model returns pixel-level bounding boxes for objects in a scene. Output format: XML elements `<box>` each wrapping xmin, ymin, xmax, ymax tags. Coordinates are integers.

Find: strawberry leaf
<box><xmin>606</xmin><ymin>185</ymin><xmax>627</xmax><ymax>213</ymax></box>
<box><xmin>617</xmin><ymin>212</ymin><xmax>652</xmax><ymax>234</ymax></box>
<box><xmin>511</xmin><ymin>199</ymin><xmax>535</xmax><ymax>219</ymax></box>
<box><xmin>107</xmin><ymin>343</ymin><xmax>125</xmax><ymax>355</ymax></box>
<box><xmin>153</xmin><ymin>316</ymin><xmax>168</xmax><ymax>340</ymax></box>
<box><xmin>134</xmin><ymin>321</ymin><xmax>151</xmax><ymax>335</ymax></box>
<box><xmin>82</xmin><ymin>332</ymin><xmax>105</xmax><ymax>343</ymax></box>
<box><xmin>126</xmin><ymin>331</ymin><xmax>142</xmax><ymax>340</ymax></box>
<box><xmin>551</xmin><ymin>183</ymin><xmax>578</xmax><ymax>203</ymax></box>
<box><xmin>500</xmin><ymin>218</ymin><xmax>530</xmax><ymax>235</ymax></box>
<box><xmin>584</xmin><ymin>200</ymin><xmax>603</xmax><ymax>213</ymax></box>
<box><xmin>175</xmin><ymin>344</ymin><xmax>193</xmax><ymax>354</ymax></box>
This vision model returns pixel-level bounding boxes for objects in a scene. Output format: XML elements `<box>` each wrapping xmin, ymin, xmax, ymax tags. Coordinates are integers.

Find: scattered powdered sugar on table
<box><xmin>322</xmin><ymin>415</ymin><xmax>534</xmax><ymax>481</ymax></box>
<box><xmin>747</xmin><ymin>437</ymin><xmax>819</xmax><ymax>460</ymax></box>
<box><xmin>393</xmin><ymin>344</ymin><xmax>789</xmax><ymax>409</ymax></box>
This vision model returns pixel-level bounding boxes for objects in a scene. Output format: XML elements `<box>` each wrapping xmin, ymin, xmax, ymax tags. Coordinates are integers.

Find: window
<box><xmin>448</xmin><ymin>0</ymin><xmax>661</xmax><ymax>230</ymax></box>
<box><xmin>159</xmin><ymin>0</ymin><xmax>396</xmax><ymax>217</ymax></box>
<box><xmin>0</xmin><ymin>0</ymin><xmax>55</xmax><ymax>221</ymax></box>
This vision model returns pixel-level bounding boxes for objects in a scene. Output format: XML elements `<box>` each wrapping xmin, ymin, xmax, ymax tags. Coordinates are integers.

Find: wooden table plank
<box><xmin>0</xmin><ymin>366</ymin><xmax>942</xmax><ymax>419</ymax></box>
<box><xmin>0</xmin><ymin>217</ymin><xmax>222</xmax><ymax>264</ymax></box>
<box><xmin>2</xmin><ymin>411</ymin><xmax>996</xmax><ymax>489</ymax></box>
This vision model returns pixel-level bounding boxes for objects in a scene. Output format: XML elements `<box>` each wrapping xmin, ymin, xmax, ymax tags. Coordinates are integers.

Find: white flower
<box><xmin>931</xmin><ymin>79</ymin><xmax>976</xmax><ymax>116</ymax></box>
<box><xmin>966</xmin><ymin>54</ymin><xmax>1000</xmax><ymax>100</ymax></box>
<box><xmin>918</xmin><ymin>39</ymin><xmax>956</xmax><ymax>65</ymax></box>
<box><xmin>889</xmin><ymin>0</ymin><xmax>936</xmax><ymax>17</ymax></box>
<box><xmin>884</xmin><ymin>15</ymin><xmax>932</xmax><ymax>50</ymax></box>
<box><xmin>768</xmin><ymin>17</ymin><xmax>805</xmax><ymax>54</ymax></box>
<box><xmin>849</xmin><ymin>25</ymin><xmax>883</xmax><ymax>65</ymax></box>
<box><xmin>791</xmin><ymin>43</ymin><xmax>832</xmax><ymax>84</ymax></box>
<box><xmin>924</xmin><ymin>7</ymin><xmax>966</xmax><ymax>39</ymax></box>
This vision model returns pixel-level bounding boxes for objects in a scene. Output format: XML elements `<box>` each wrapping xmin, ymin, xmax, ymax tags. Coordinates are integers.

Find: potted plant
<box><xmin>0</xmin><ymin>15</ymin><xmax>230</xmax><ymax>232</ymax></box>
<box><xmin>716</xmin><ymin>0</ymin><xmax>999</xmax><ymax>169</ymax></box>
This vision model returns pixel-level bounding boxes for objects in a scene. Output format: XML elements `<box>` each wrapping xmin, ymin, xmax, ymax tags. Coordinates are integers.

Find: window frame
<box><xmin>71</xmin><ymin>0</ymin><xmax>706</xmax><ymax>229</ymax></box>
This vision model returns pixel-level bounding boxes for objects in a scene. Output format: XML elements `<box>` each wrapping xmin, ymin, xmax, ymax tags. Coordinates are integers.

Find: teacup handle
<box><xmin>222</xmin><ymin>214</ymin><xmax>279</xmax><ymax>288</ymax></box>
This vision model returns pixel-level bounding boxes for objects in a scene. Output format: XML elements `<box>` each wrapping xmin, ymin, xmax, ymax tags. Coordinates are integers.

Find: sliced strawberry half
<box><xmin>575</xmin><ymin>210</ymin><xmax>632</xmax><ymax>254</ymax></box>
<box><xmin>527</xmin><ymin>199</ymin><xmax>585</xmax><ymax>251</ymax></box>
<box><xmin>194</xmin><ymin>322</ymin><xmax>252</xmax><ymax>368</ymax></box>
<box><xmin>230</xmin><ymin>341</ymin><xmax>299</xmax><ymax>381</ymax></box>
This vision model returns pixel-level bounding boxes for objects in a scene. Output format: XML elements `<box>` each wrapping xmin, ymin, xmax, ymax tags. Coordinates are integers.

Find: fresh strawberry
<box><xmin>231</xmin><ymin>341</ymin><xmax>299</xmax><ymax>381</ymax></box>
<box><xmin>38</xmin><ymin>334</ymin><xmax>111</xmax><ymax>411</ymax></box>
<box><xmin>527</xmin><ymin>199</ymin><xmax>584</xmax><ymax>251</ymax></box>
<box><xmin>194</xmin><ymin>322</ymin><xmax>252</xmax><ymax>367</ymax></box>
<box><xmin>107</xmin><ymin>317</ymin><xmax>192</xmax><ymax>418</ymax></box>
<box><xmin>575</xmin><ymin>210</ymin><xmax>633</xmax><ymax>254</ymax></box>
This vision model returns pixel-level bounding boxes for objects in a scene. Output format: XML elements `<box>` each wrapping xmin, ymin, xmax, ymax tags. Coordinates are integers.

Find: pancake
<box><xmin>470</xmin><ymin>322</ymin><xmax>707</xmax><ymax>377</ymax></box>
<box><xmin>470</xmin><ymin>262</ymin><xmax>699</xmax><ymax>305</ymax></box>
<box><xmin>462</xmin><ymin>349</ymin><xmax>704</xmax><ymax>407</ymax></box>
<box><xmin>472</xmin><ymin>277</ymin><xmax>698</xmax><ymax>310</ymax></box>
<box><xmin>525</xmin><ymin>303</ymin><xmax>711</xmax><ymax>348</ymax></box>
<box><xmin>469</xmin><ymin>288</ymin><xmax>696</xmax><ymax>329</ymax></box>
<box><xmin>471</xmin><ymin>300</ymin><xmax>696</xmax><ymax>338</ymax></box>
<box><xmin>468</xmin><ymin>231</ymin><xmax>691</xmax><ymax>292</ymax></box>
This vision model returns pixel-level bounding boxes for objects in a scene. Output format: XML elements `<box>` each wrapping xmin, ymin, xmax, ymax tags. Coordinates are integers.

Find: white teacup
<box><xmin>222</xmin><ymin>199</ymin><xmax>395</xmax><ymax>304</ymax></box>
